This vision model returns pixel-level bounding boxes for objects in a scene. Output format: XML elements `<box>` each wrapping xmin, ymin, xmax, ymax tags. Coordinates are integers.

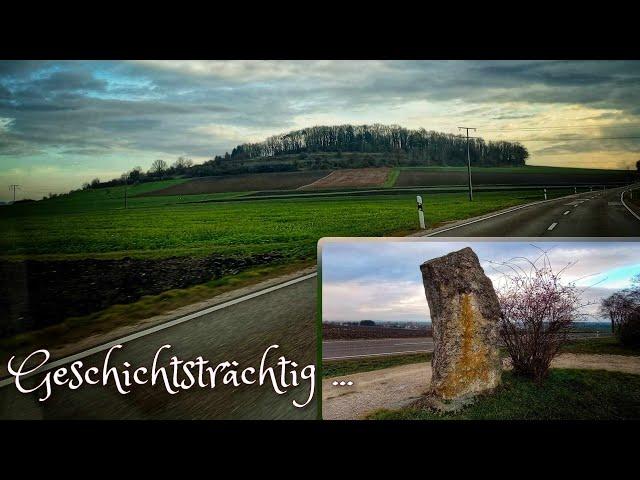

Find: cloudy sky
<box><xmin>1</xmin><ymin>60</ymin><xmax>640</xmax><ymax>201</ymax></box>
<box><xmin>321</xmin><ymin>240</ymin><xmax>640</xmax><ymax>323</ymax></box>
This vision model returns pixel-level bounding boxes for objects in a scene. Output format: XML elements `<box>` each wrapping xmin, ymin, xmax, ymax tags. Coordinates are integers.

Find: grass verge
<box><xmin>323</xmin><ymin>352</ymin><xmax>431</xmax><ymax>378</ymax></box>
<box><xmin>562</xmin><ymin>336</ymin><xmax>640</xmax><ymax>356</ymax></box>
<box><xmin>367</xmin><ymin>369</ymin><xmax>640</xmax><ymax>420</ymax></box>
<box><xmin>383</xmin><ymin>168</ymin><xmax>401</xmax><ymax>188</ymax></box>
<box><xmin>0</xmin><ymin>259</ymin><xmax>313</xmax><ymax>360</ymax></box>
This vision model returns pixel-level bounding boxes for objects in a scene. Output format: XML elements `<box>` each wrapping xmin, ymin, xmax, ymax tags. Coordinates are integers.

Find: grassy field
<box><xmin>368</xmin><ymin>369</ymin><xmax>640</xmax><ymax>420</ymax></box>
<box><xmin>323</xmin><ymin>352</ymin><xmax>431</xmax><ymax>378</ymax></box>
<box><xmin>395</xmin><ymin>165</ymin><xmax>635</xmax><ymax>188</ymax></box>
<box><xmin>0</xmin><ymin>186</ymin><xmax>570</xmax><ymax>261</ymax></box>
<box><xmin>398</xmin><ymin>165</ymin><xmax>631</xmax><ymax>174</ymax></box>
<box><xmin>383</xmin><ymin>168</ymin><xmax>401</xmax><ymax>188</ymax></box>
<box><xmin>562</xmin><ymin>336</ymin><xmax>640</xmax><ymax>356</ymax></box>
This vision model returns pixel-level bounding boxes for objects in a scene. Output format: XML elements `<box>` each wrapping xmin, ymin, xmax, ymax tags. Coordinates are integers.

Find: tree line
<box><xmin>228</xmin><ymin>124</ymin><xmax>529</xmax><ymax>167</ymax></box>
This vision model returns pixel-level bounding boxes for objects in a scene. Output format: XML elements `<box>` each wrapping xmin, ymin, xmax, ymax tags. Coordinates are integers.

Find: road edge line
<box><xmin>420</xmin><ymin>191</ymin><xmax>582</xmax><ymax>237</ymax></box>
<box><xmin>0</xmin><ymin>272</ymin><xmax>317</xmax><ymax>388</ymax></box>
<box><xmin>621</xmin><ymin>189</ymin><xmax>640</xmax><ymax>222</ymax></box>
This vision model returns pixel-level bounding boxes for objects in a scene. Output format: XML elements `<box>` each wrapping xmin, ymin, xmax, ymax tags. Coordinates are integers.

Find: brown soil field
<box><xmin>0</xmin><ymin>253</ymin><xmax>281</xmax><ymax>337</ymax></box>
<box><xmin>139</xmin><ymin>171</ymin><xmax>330</xmax><ymax>196</ymax></box>
<box><xmin>323</xmin><ymin>323</ymin><xmax>432</xmax><ymax>340</ymax></box>
<box><xmin>396</xmin><ymin>170</ymin><xmax>635</xmax><ymax>187</ymax></box>
<box><xmin>300</xmin><ymin>168</ymin><xmax>391</xmax><ymax>190</ymax></box>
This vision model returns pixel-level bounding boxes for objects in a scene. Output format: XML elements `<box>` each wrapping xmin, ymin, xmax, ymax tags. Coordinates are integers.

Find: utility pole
<box><xmin>458</xmin><ymin>127</ymin><xmax>476</xmax><ymax>201</ymax></box>
<box><xmin>8</xmin><ymin>184</ymin><xmax>21</xmax><ymax>203</ymax></box>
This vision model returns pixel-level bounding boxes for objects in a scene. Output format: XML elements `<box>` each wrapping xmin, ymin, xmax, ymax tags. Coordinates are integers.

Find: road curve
<box><xmin>422</xmin><ymin>185</ymin><xmax>639</xmax><ymax>237</ymax></box>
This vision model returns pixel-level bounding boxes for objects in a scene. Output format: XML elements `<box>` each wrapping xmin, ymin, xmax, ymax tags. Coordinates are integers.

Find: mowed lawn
<box><xmin>0</xmin><ymin>184</ymin><xmax>569</xmax><ymax>260</ymax></box>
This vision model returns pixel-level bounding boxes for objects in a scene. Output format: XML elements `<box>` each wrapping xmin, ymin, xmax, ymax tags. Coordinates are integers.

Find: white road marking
<box><xmin>324</xmin><ymin>350</ymin><xmax>431</xmax><ymax>361</ymax></box>
<box><xmin>0</xmin><ymin>272</ymin><xmax>318</xmax><ymax>388</ymax></box>
<box><xmin>563</xmin><ymin>211</ymin><xmax>571</xmax><ymax>215</ymax></box>
<box><xmin>548</xmin><ymin>222</ymin><xmax>558</xmax><ymax>231</ymax></box>
<box><xmin>620</xmin><ymin>189</ymin><xmax>640</xmax><ymax>222</ymax></box>
<box><xmin>422</xmin><ymin>191</ymin><xmax>583</xmax><ymax>237</ymax></box>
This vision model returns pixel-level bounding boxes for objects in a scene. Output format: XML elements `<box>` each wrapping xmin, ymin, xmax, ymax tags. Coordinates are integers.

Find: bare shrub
<box><xmin>491</xmin><ymin>251</ymin><xmax>590</xmax><ymax>382</ymax></box>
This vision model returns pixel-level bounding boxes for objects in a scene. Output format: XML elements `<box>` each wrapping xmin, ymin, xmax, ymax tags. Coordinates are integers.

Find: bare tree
<box><xmin>493</xmin><ymin>253</ymin><xmax>589</xmax><ymax>382</ymax></box>
<box><xmin>149</xmin><ymin>159</ymin><xmax>167</xmax><ymax>175</ymax></box>
<box><xmin>174</xmin><ymin>156</ymin><xmax>193</xmax><ymax>169</ymax></box>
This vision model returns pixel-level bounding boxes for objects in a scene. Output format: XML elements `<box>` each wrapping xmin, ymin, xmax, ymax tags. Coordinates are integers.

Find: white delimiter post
<box><xmin>544</xmin><ymin>188</ymin><xmax>547</xmax><ymax>200</ymax></box>
<box><xmin>417</xmin><ymin>195</ymin><xmax>426</xmax><ymax>229</ymax></box>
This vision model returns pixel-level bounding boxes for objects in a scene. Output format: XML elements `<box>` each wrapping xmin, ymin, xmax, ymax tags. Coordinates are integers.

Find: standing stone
<box><xmin>420</xmin><ymin>247</ymin><xmax>501</xmax><ymax>407</ymax></box>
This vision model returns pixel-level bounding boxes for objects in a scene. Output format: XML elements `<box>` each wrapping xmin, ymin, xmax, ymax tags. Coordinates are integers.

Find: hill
<box><xmin>80</xmin><ymin>124</ymin><xmax>531</xmax><ymax>192</ymax></box>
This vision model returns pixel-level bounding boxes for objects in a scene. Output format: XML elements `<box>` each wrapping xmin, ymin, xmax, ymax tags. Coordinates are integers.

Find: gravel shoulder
<box><xmin>322</xmin><ymin>353</ymin><xmax>640</xmax><ymax>420</ymax></box>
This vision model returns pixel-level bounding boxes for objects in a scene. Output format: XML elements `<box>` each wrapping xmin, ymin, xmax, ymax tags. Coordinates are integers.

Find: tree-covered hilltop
<box><xmin>226</xmin><ymin>124</ymin><xmax>529</xmax><ymax>167</ymax></box>
<box><xmin>81</xmin><ymin>124</ymin><xmax>529</xmax><ymax>190</ymax></box>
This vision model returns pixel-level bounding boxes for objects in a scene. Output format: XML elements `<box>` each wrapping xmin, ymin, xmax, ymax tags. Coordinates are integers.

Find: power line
<box><xmin>481</xmin><ymin>124</ymin><xmax>640</xmax><ymax>132</ymax></box>
<box><xmin>458</xmin><ymin>126</ymin><xmax>476</xmax><ymax>202</ymax></box>
<box><xmin>505</xmin><ymin>135</ymin><xmax>640</xmax><ymax>142</ymax></box>
<box><xmin>8</xmin><ymin>184</ymin><xmax>21</xmax><ymax>202</ymax></box>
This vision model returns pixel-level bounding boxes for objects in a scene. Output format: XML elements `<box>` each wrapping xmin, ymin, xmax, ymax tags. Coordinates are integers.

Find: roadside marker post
<box><xmin>544</xmin><ymin>188</ymin><xmax>547</xmax><ymax>200</ymax></box>
<box><xmin>417</xmin><ymin>195</ymin><xmax>426</xmax><ymax>229</ymax></box>
<box><xmin>574</xmin><ymin>186</ymin><xmax>577</xmax><ymax>194</ymax></box>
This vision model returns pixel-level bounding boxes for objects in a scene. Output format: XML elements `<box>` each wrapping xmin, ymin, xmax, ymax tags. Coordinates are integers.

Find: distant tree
<box><xmin>149</xmin><ymin>159</ymin><xmax>167</xmax><ymax>175</ymax></box>
<box><xmin>128</xmin><ymin>166</ymin><xmax>142</xmax><ymax>183</ymax></box>
<box><xmin>90</xmin><ymin>178</ymin><xmax>100</xmax><ymax>188</ymax></box>
<box><xmin>359</xmin><ymin>320</ymin><xmax>376</xmax><ymax>326</ymax></box>
<box><xmin>172</xmin><ymin>156</ymin><xmax>194</xmax><ymax>173</ymax></box>
<box><xmin>636</xmin><ymin>159</ymin><xmax>640</xmax><ymax>173</ymax></box>
<box><xmin>82</xmin><ymin>182</ymin><xmax>91</xmax><ymax>190</ymax></box>
<box><xmin>600</xmin><ymin>292</ymin><xmax>637</xmax><ymax>333</ymax></box>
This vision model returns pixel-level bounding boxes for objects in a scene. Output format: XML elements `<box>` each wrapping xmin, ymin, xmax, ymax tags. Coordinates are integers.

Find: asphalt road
<box><xmin>423</xmin><ymin>185</ymin><xmax>639</xmax><ymax>237</ymax></box>
<box><xmin>0</xmin><ymin>276</ymin><xmax>317</xmax><ymax>420</ymax></box>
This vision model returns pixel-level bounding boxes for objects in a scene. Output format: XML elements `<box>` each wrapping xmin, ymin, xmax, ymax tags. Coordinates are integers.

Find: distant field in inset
<box><xmin>139</xmin><ymin>171</ymin><xmax>330</xmax><ymax>196</ymax></box>
<box><xmin>299</xmin><ymin>168</ymin><xmax>391</xmax><ymax>190</ymax></box>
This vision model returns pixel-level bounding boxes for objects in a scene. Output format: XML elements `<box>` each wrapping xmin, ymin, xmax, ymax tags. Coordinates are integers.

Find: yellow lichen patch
<box><xmin>435</xmin><ymin>293</ymin><xmax>492</xmax><ymax>399</ymax></box>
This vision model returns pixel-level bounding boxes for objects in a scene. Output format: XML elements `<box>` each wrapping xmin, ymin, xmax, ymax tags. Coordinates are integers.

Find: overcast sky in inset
<box><xmin>321</xmin><ymin>240</ymin><xmax>640</xmax><ymax>323</ymax></box>
<box><xmin>2</xmin><ymin>60</ymin><xmax>640</xmax><ymax>200</ymax></box>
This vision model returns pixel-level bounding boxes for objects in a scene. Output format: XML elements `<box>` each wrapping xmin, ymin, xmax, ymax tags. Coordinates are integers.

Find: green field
<box><xmin>323</xmin><ymin>352</ymin><xmax>431</xmax><ymax>378</ymax></box>
<box><xmin>0</xmin><ymin>182</ymin><xmax>572</xmax><ymax>261</ymax></box>
<box><xmin>398</xmin><ymin>165</ymin><xmax>629</xmax><ymax>174</ymax></box>
<box><xmin>368</xmin><ymin>369</ymin><xmax>640</xmax><ymax>420</ymax></box>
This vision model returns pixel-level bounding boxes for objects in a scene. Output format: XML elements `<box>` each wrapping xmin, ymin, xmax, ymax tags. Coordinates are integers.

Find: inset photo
<box><xmin>320</xmin><ymin>238</ymin><xmax>640</xmax><ymax>420</ymax></box>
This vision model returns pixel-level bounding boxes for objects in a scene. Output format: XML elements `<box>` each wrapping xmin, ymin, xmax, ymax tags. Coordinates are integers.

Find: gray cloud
<box><xmin>2</xmin><ymin>60</ymin><xmax>640</xmax><ymax>199</ymax></box>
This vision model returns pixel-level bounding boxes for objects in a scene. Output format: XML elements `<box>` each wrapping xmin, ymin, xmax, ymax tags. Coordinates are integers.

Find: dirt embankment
<box><xmin>0</xmin><ymin>253</ymin><xmax>281</xmax><ymax>338</ymax></box>
<box><xmin>323</xmin><ymin>323</ymin><xmax>432</xmax><ymax>340</ymax></box>
<box><xmin>299</xmin><ymin>168</ymin><xmax>391</xmax><ymax>190</ymax></box>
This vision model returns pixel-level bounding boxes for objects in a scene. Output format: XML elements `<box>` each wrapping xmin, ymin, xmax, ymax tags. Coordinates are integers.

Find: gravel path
<box><xmin>322</xmin><ymin>353</ymin><xmax>640</xmax><ymax>420</ymax></box>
